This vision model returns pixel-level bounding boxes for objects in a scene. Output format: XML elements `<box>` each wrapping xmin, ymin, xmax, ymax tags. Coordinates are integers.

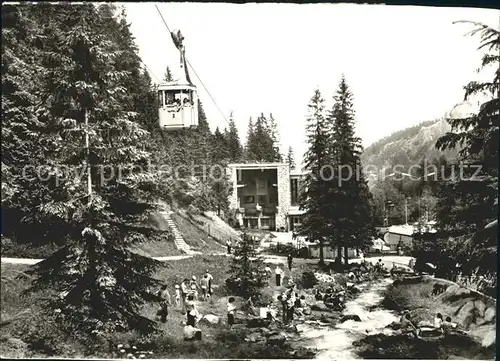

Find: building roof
<box><xmin>290</xmin><ymin>169</ymin><xmax>309</xmax><ymax>177</ymax></box>
<box><xmin>228</xmin><ymin>162</ymin><xmax>288</xmax><ymax>169</ymax></box>
<box><xmin>387</xmin><ymin>224</ymin><xmax>415</xmax><ymax>236</ymax></box>
<box><xmin>288</xmin><ymin>207</ymin><xmax>306</xmax><ymax>216</ymax></box>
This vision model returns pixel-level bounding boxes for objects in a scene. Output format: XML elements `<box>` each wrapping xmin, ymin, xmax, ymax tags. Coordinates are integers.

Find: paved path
<box><xmin>1</xmin><ymin>251</ymin><xmax>412</xmax><ymax>267</ymax></box>
<box><xmin>0</xmin><ymin>253</ymin><xmax>231</xmax><ymax>265</ymax></box>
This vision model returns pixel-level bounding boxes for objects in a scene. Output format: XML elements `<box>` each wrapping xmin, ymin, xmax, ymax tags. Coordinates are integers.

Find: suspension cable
<box><xmin>154</xmin><ymin>4</ymin><xmax>230</xmax><ymax>127</ymax></box>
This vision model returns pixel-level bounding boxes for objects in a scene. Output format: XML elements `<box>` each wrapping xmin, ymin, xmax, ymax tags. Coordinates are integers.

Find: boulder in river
<box><xmin>340</xmin><ymin>314</ymin><xmax>361</xmax><ymax>322</ymax></box>
<box><xmin>311</xmin><ymin>302</ymin><xmax>330</xmax><ymax>312</ymax></box>
<box><xmin>267</xmin><ymin>332</ymin><xmax>287</xmax><ymax>347</ymax></box>
<box><xmin>247</xmin><ymin>317</ymin><xmax>271</xmax><ymax>328</ymax></box>
<box><xmin>245</xmin><ymin>332</ymin><xmax>264</xmax><ymax>343</ymax></box>
<box><xmin>200</xmin><ymin>314</ymin><xmax>219</xmax><ymax>325</ymax></box>
<box><xmin>482</xmin><ymin>307</ymin><xmax>495</xmax><ymax>323</ymax></box>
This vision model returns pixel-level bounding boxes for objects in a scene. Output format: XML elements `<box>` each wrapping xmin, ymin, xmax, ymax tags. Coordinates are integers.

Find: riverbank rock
<box><xmin>482</xmin><ymin>307</ymin><xmax>495</xmax><ymax>323</ymax></box>
<box><xmin>246</xmin><ymin>317</ymin><xmax>271</xmax><ymax>328</ymax></box>
<box><xmin>267</xmin><ymin>332</ymin><xmax>287</xmax><ymax>346</ymax></box>
<box><xmin>311</xmin><ymin>302</ymin><xmax>330</xmax><ymax>312</ymax></box>
<box><xmin>245</xmin><ymin>332</ymin><xmax>264</xmax><ymax>343</ymax></box>
<box><xmin>200</xmin><ymin>314</ymin><xmax>219</xmax><ymax>325</ymax></box>
<box><xmin>340</xmin><ymin>314</ymin><xmax>361</xmax><ymax>323</ymax></box>
<box><xmin>293</xmin><ymin>348</ymin><xmax>316</xmax><ymax>358</ymax></box>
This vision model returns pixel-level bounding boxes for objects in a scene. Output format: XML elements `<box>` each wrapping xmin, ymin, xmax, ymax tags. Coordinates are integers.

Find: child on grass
<box><xmin>174</xmin><ymin>284</ymin><xmax>181</xmax><ymax>307</ymax></box>
<box><xmin>227</xmin><ymin>297</ymin><xmax>236</xmax><ymax>329</ymax></box>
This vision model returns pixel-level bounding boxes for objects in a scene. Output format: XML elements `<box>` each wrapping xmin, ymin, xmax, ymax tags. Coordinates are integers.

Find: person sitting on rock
<box><xmin>227</xmin><ymin>297</ymin><xmax>237</xmax><ymax>330</ymax></box>
<box><xmin>185</xmin><ymin>294</ymin><xmax>197</xmax><ymax>327</ymax></box>
<box><xmin>314</xmin><ymin>289</ymin><xmax>323</xmax><ymax>301</ymax></box>
<box><xmin>434</xmin><ymin>313</ymin><xmax>443</xmax><ymax>331</ymax></box>
<box><xmin>295</xmin><ymin>295</ymin><xmax>306</xmax><ymax>317</ymax></box>
<box><xmin>183</xmin><ymin>325</ymin><xmax>202</xmax><ymax>341</ymax></box>
<box><xmin>400</xmin><ymin>312</ymin><xmax>419</xmax><ymax>337</ymax></box>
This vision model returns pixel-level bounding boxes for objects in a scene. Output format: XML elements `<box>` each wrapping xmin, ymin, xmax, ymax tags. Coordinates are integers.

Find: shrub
<box><xmin>267</xmin><ymin>243</ymin><xmax>296</xmax><ymax>256</ymax></box>
<box><xmin>299</xmin><ymin>271</ymin><xmax>318</xmax><ymax>289</ymax></box>
<box><xmin>226</xmin><ymin>232</ymin><xmax>266</xmax><ymax>299</ymax></box>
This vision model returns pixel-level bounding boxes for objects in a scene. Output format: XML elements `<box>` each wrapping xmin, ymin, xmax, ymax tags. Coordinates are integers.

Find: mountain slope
<box><xmin>361</xmin><ymin>101</ymin><xmax>479</xmax><ymax>184</ymax></box>
<box><xmin>361</xmin><ymin>118</ymin><xmax>459</xmax><ymax>181</ymax></box>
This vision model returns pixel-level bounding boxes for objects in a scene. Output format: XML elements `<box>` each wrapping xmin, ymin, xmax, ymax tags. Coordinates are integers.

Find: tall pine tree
<box><xmin>225</xmin><ymin>112</ymin><xmax>243</xmax><ymax>162</ymax></box>
<box><xmin>327</xmin><ymin>76</ymin><xmax>374</xmax><ymax>267</ymax></box>
<box><xmin>10</xmin><ymin>4</ymin><xmax>169</xmax><ymax>336</ymax></box>
<box><xmin>298</xmin><ymin>90</ymin><xmax>332</xmax><ymax>265</ymax></box>
<box><xmin>163</xmin><ymin>66</ymin><xmax>173</xmax><ymax>82</ymax></box>
<box><xmin>433</xmin><ymin>21</ymin><xmax>498</xmax><ymax>278</ymax></box>
<box><xmin>287</xmin><ymin>146</ymin><xmax>296</xmax><ymax>170</ymax></box>
<box><xmin>268</xmin><ymin>113</ymin><xmax>283</xmax><ymax>162</ymax></box>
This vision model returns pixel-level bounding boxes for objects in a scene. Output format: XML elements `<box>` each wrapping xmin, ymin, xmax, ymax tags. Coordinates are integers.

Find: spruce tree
<box><xmin>287</xmin><ymin>146</ymin><xmax>296</xmax><ymax>170</ymax></box>
<box><xmin>268</xmin><ymin>113</ymin><xmax>283</xmax><ymax>162</ymax></box>
<box><xmin>212</xmin><ymin>126</ymin><xmax>230</xmax><ymax>163</ymax></box>
<box><xmin>163</xmin><ymin>66</ymin><xmax>174</xmax><ymax>82</ymax></box>
<box><xmin>226</xmin><ymin>232</ymin><xmax>266</xmax><ymax>299</ymax></box>
<box><xmin>225</xmin><ymin>112</ymin><xmax>243</xmax><ymax>162</ymax></box>
<box><xmin>244</xmin><ymin>117</ymin><xmax>256</xmax><ymax>161</ymax></box>
<box><xmin>434</xmin><ymin>21</ymin><xmax>498</xmax><ymax>277</ymax></box>
<box><xmin>14</xmin><ymin>4</ymin><xmax>168</xmax><ymax>336</ymax></box>
<box><xmin>327</xmin><ymin>76</ymin><xmax>374</xmax><ymax>267</ymax></box>
<box><xmin>298</xmin><ymin>90</ymin><xmax>331</xmax><ymax>265</ymax></box>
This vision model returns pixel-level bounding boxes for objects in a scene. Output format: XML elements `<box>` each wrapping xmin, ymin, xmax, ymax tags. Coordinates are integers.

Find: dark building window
<box><xmin>290</xmin><ymin>178</ymin><xmax>299</xmax><ymax>205</ymax></box>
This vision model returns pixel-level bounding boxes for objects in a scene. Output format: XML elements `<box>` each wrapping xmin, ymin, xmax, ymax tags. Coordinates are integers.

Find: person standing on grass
<box><xmin>226</xmin><ymin>239</ymin><xmax>232</xmax><ymax>254</ymax></box>
<box><xmin>174</xmin><ymin>284</ymin><xmax>181</xmax><ymax>308</ymax></box>
<box><xmin>264</xmin><ymin>265</ymin><xmax>272</xmax><ymax>281</ymax></box>
<box><xmin>157</xmin><ymin>284</ymin><xmax>171</xmax><ymax>323</ymax></box>
<box><xmin>190</xmin><ymin>276</ymin><xmax>199</xmax><ymax>300</ymax></box>
<box><xmin>180</xmin><ymin>278</ymin><xmax>190</xmax><ymax>314</ymax></box>
<box><xmin>278</xmin><ymin>294</ymin><xmax>288</xmax><ymax>323</ymax></box>
<box><xmin>185</xmin><ymin>294</ymin><xmax>197</xmax><ymax>327</ymax></box>
<box><xmin>200</xmin><ymin>274</ymin><xmax>209</xmax><ymax>300</ymax></box>
<box><xmin>205</xmin><ymin>269</ymin><xmax>214</xmax><ymax>296</ymax></box>
<box><xmin>287</xmin><ymin>253</ymin><xmax>293</xmax><ymax>270</ymax></box>
<box><xmin>275</xmin><ymin>265</ymin><xmax>283</xmax><ymax>286</ymax></box>
<box><xmin>285</xmin><ymin>286</ymin><xmax>296</xmax><ymax>323</ymax></box>
<box><xmin>227</xmin><ymin>297</ymin><xmax>236</xmax><ymax>329</ymax></box>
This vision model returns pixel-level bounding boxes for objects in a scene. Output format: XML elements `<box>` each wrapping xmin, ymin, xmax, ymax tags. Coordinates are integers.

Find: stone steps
<box><xmin>159</xmin><ymin>211</ymin><xmax>201</xmax><ymax>255</ymax></box>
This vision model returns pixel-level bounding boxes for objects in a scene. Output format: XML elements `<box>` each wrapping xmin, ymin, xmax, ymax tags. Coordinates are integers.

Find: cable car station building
<box><xmin>227</xmin><ymin>163</ymin><xmax>307</xmax><ymax>231</ymax></box>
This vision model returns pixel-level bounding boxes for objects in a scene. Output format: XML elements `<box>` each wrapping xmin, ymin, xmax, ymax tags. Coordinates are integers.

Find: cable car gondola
<box><xmin>158</xmin><ymin>30</ymin><xmax>198</xmax><ymax>130</ymax></box>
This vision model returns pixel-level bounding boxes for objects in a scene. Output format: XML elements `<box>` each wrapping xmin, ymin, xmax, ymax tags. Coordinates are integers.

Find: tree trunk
<box><xmin>344</xmin><ymin>241</ymin><xmax>349</xmax><ymax>270</ymax></box>
<box><xmin>336</xmin><ymin>245</ymin><xmax>342</xmax><ymax>265</ymax></box>
<box><xmin>319</xmin><ymin>238</ymin><xmax>324</xmax><ymax>265</ymax></box>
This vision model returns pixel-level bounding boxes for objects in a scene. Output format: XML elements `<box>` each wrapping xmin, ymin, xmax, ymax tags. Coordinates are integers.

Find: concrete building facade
<box><xmin>227</xmin><ymin>162</ymin><xmax>307</xmax><ymax>231</ymax></box>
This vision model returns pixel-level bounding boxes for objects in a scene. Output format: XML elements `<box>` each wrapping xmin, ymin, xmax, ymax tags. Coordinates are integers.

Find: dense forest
<box><xmin>0</xmin><ymin>4</ymin><xmax>497</xmax><ymax>354</ymax></box>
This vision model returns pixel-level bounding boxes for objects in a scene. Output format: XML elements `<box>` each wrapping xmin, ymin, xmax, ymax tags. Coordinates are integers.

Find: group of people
<box><xmin>399</xmin><ymin>311</ymin><xmax>461</xmax><ymax>338</ymax></box>
<box><xmin>263</xmin><ymin>264</ymin><xmax>289</xmax><ymax>286</ymax></box>
<box><xmin>155</xmin><ymin>270</ymin><xmax>214</xmax><ymax>325</ymax></box>
<box><xmin>316</xmin><ymin>285</ymin><xmax>346</xmax><ymax>310</ymax></box>
<box><xmin>277</xmin><ymin>284</ymin><xmax>306</xmax><ymax>324</ymax></box>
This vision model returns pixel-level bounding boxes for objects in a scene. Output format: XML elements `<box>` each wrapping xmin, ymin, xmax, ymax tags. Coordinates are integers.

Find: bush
<box><xmin>18</xmin><ymin>312</ymin><xmax>76</xmax><ymax>356</ymax></box>
<box><xmin>299</xmin><ymin>271</ymin><xmax>318</xmax><ymax>289</ymax></box>
<box><xmin>267</xmin><ymin>243</ymin><xmax>296</xmax><ymax>256</ymax></box>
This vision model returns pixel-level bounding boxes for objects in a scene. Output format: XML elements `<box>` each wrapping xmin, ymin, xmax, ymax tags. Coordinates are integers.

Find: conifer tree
<box><xmin>287</xmin><ymin>146</ymin><xmax>296</xmax><ymax>170</ymax></box>
<box><xmin>12</xmin><ymin>4</ymin><xmax>168</xmax><ymax>336</ymax></box>
<box><xmin>298</xmin><ymin>90</ymin><xmax>331</xmax><ymax>265</ymax></box>
<box><xmin>226</xmin><ymin>232</ymin><xmax>266</xmax><ymax>299</ymax></box>
<box><xmin>268</xmin><ymin>113</ymin><xmax>283</xmax><ymax>162</ymax></box>
<box><xmin>434</xmin><ymin>21</ymin><xmax>498</xmax><ymax>277</ymax></box>
<box><xmin>225</xmin><ymin>112</ymin><xmax>243</xmax><ymax>162</ymax></box>
<box><xmin>327</xmin><ymin>76</ymin><xmax>374</xmax><ymax>267</ymax></box>
<box><xmin>244</xmin><ymin>117</ymin><xmax>256</xmax><ymax>161</ymax></box>
<box><xmin>164</xmin><ymin>66</ymin><xmax>174</xmax><ymax>82</ymax></box>
<box><xmin>212</xmin><ymin>126</ymin><xmax>230</xmax><ymax>163</ymax></box>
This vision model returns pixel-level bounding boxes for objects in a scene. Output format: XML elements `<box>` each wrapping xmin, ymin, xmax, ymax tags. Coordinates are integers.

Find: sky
<box><xmin>123</xmin><ymin>3</ymin><xmax>499</xmax><ymax>164</ymax></box>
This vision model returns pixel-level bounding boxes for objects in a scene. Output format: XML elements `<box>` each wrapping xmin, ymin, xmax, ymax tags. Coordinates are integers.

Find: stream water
<box><xmin>299</xmin><ymin>278</ymin><xmax>400</xmax><ymax>359</ymax></box>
